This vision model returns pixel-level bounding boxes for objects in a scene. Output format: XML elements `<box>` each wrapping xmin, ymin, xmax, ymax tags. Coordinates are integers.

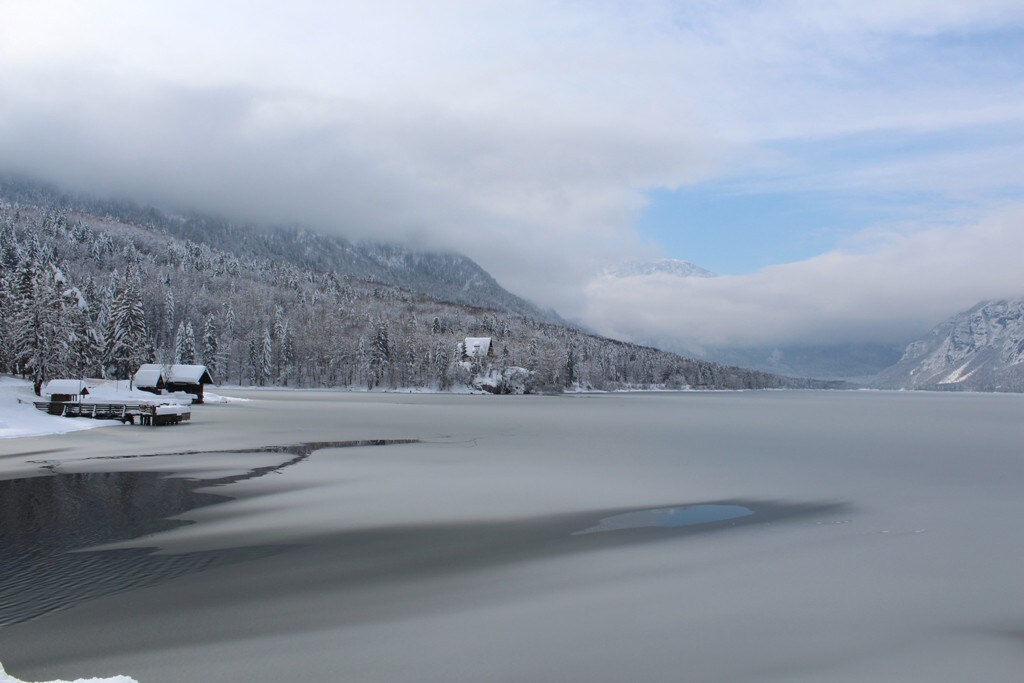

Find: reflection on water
<box><xmin>0</xmin><ymin>471</ymin><xmax>282</xmax><ymax>627</ymax></box>
<box><xmin>0</xmin><ymin>440</ymin><xmax>416</xmax><ymax>626</ymax></box>
<box><xmin>574</xmin><ymin>504</ymin><xmax>754</xmax><ymax>535</ymax></box>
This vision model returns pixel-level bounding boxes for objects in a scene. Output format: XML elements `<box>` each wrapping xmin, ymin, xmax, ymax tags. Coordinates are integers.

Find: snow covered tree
<box><xmin>564</xmin><ymin>339</ymin><xmax>577</xmax><ymax>388</ymax></box>
<box><xmin>175</xmin><ymin>319</ymin><xmax>196</xmax><ymax>364</ymax></box>
<box><xmin>433</xmin><ymin>341</ymin><xmax>451</xmax><ymax>390</ymax></box>
<box><xmin>14</xmin><ymin>265</ymin><xmax>74</xmax><ymax>394</ymax></box>
<box><xmin>247</xmin><ymin>333</ymin><xmax>261</xmax><ymax>386</ymax></box>
<box><xmin>202</xmin><ymin>314</ymin><xmax>220</xmax><ymax>380</ymax></box>
<box><xmin>261</xmin><ymin>328</ymin><xmax>273</xmax><ymax>386</ymax></box>
<box><xmin>278</xmin><ymin>320</ymin><xmax>294</xmax><ymax>386</ymax></box>
<box><xmin>105</xmin><ymin>276</ymin><xmax>149</xmax><ymax>380</ymax></box>
<box><xmin>270</xmin><ymin>306</ymin><xmax>285</xmax><ymax>377</ymax></box>
<box><xmin>163</xmin><ymin>289</ymin><xmax>176</xmax><ymax>348</ymax></box>
<box><xmin>357</xmin><ymin>336</ymin><xmax>368</xmax><ymax>388</ymax></box>
<box><xmin>64</xmin><ymin>284</ymin><xmax>101</xmax><ymax>378</ymax></box>
<box><xmin>369</xmin><ymin>319</ymin><xmax>390</xmax><ymax>388</ymax></box>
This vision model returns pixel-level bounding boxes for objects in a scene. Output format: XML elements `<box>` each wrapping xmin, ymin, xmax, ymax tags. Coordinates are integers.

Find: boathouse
<box><xmin>132</xmin><ymin>363</ymin><xmax>214</xmax><ymax>403</ymax></box>
<box><xmin>42</xmin><ymin>379</ymin><xmax>90</xmax><ymax>403</ymax></box>
<box><xmin>166</xmin><ymin>364</ymin><xmax>214</xmax><ymax>403</ymax></box>
<box><xmin>133</xmin><ymin>364</ymin><xmax>166</xmax><ymax>395</ymax></box>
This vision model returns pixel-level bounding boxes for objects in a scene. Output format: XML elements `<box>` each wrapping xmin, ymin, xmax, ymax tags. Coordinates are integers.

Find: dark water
<box><xmin>0</xmin><ymin>437</ymin><xmax>840</xmax><ymax>629</ymax></box>
<box><xmin>0</xmin><ymin>440</ymin><xmax>416</xmax><ymax>626</ymax></box>
<box><xmin>575</xmin><ymin>504</ymin><xmax>754</xmax><ymax>534</ymax></box>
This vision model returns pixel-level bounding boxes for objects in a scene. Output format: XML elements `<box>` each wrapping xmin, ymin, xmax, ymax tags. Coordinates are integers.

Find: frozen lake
<box><xmin>1</xmin><ymin>390</ymin><xmax>1022</xmax><ymax>682</ymax></box>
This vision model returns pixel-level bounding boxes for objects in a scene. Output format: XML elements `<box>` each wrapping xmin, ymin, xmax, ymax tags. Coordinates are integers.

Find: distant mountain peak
<box><xmin>605</xmin><ymin>258</ymin><xmax>716</xmax><ymax>279</ymax></box>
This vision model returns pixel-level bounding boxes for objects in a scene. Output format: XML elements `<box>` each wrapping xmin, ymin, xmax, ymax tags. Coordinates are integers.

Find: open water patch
<box><xmin>573</xmin><ymin>504</ymin><xmax>754</xmax><ymax>535</ymax></box>
<box><xmin>0</xmin><ymin>439</ymin><xmax>417</xmax><ymax>626</ymax></box>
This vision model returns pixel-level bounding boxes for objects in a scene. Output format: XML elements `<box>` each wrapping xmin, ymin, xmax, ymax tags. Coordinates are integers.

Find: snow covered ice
<box><xmin>0</xmin><ymin>389</ymin><xmax>1022</xmax><ymax>682</ymax></box>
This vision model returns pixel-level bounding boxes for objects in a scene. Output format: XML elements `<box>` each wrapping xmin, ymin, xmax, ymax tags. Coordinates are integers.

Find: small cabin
<box><xmin>133</xmin><ymin>364</ymin><xmax>166</xmax><ymax>396</ymax></box>
<box><xmin>42</xmin><ymin>379</ymin><xmax>90</xmax><ymax>403</ymax></box>
<box><xmin>463</xmin><ymin>337</ymin><xmax>494</xmax><ymax>360</ymax></box>
<box><xmin>133</xmin><ymin>363</ymin><xmax>214</xmax><ymax>403</ymax></box>
<box><xmin>165</xmin><ymin>364</ymin><xmax>214</xmax><ymax>404</ymax></box>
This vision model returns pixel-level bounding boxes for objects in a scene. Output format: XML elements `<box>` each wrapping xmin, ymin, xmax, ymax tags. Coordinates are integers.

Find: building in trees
<box><xmin>462</xmin><ymin>337</ymin><xmax>493</xmax><ymax>360</ymax></box>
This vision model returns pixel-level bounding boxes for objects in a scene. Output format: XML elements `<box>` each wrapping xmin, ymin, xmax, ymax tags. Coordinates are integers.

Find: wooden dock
<box><xmin>32</xmin><ymin>401</ymin><xmax>191</xmax><ymax>425</ymax></box>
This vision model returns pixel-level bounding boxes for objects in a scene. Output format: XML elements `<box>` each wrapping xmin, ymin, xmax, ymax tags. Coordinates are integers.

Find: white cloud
<box><xmin>583</xmin><ymin>207</ymin><xmax>1024</xmax><ymax>348</ymax></box>
<box><xmin>0</xmin><ymin>1</ymin><xmax>1021</xmax><ymax>329</ymax></box>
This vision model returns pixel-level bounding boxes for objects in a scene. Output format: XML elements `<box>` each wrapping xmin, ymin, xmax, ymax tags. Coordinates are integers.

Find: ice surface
<box><xmin>1</xmin><ymin>389</ymin><xmax>1022</xmax><ymax>682</ymax></box>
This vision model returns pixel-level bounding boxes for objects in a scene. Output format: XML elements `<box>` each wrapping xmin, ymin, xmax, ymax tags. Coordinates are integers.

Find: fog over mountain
<box><xmin>1</xmin><ymin>180</ymin><xmax>841</xmax><ymax>394</ymax></box>
<box><xmin>584</xmin><ymin>208</ymin><xmax>1024</xmax><ymax>351</ymax></box>
<box><xmin>1</xmin><ymin>3</ymin><xmax>1021</xmax><ymax>367</ymax></box>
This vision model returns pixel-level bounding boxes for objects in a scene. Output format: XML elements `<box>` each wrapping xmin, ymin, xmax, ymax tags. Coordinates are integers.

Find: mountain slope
<box><xmin>873</xmin><ymin>299</ymin><xmax>1024</xmax><ymax>392</ymax></box>
<box><xmin>0</xmin><ymin>177</ymin><xmax>558</xmax><ymax>323</ymax></box>
<box><xmin>0</xmin><ymin>177</ymin><xmax>838</xmax><ymax>393</ymax></box>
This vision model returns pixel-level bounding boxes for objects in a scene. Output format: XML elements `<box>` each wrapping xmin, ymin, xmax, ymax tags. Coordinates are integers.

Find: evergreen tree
<box><xmin>247</xmin><ymin>334</ymin><xmax>261</xmax><ymax>386</ymax></box>
<box><xmin>433</xmin><ymin>341</ymin><xmax>450</xmax><ymax>390</ymax></box>
<box><xmin>357</xmin><ymin>336</ymin><xmax>368</xmax><ymax>389</ymax></box>
<box><xmin>279</xmin><ymin>320</ymin><xmax>294</xmax><ymax>386</ymax></box>
<box><xmin>163</xmin><ymin>289</ymin><xmax>176</xmax><ymax>349</ymax></box>
<box><xmin>202</xmin><ymin>314</ymin><xmax>220</xmax><ymax>380</ymax></box>
<box><xmin>105</xmin><ymin>276</ymin><xmax>149</xmax><ymax>380</ymax></box>
<box><xmin>14</xmin><ymin>265</ymin><xmax>73</xmax><ymax>394</ymax></box>
<box><xmin>260</xmin><ymin>328</ymin><xmax>273</xmax><ymax>386</ymax></box>
<box><xmin>370</xmin><ymin>319</ymin><xmax>390</xmax><ymax>387</ymax></box>
<box><xmin>272</xmin><ymin>306</ymin><xmax>286</xmax><ymax>381</ymax></box>
<box><xmin>65</xmin><ymin>285</ymin><xmax>101</xmax><ymax>378</ymax></box>
<box><xmin>175</xmin><ymin>319</ymin><xmax>196</xmax><ymax>364</ymax></box>
<box><xmin>564</xmin><ymin>339</ymin><xmax>577</xmax><ymax>388</ymax></box>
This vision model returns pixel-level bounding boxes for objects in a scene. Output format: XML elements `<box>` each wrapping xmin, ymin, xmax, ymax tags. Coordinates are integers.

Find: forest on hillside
<box><xmin>0</xmin><ymin>190</ymin><xmax>838</xmax><ymax>394</ymax></box>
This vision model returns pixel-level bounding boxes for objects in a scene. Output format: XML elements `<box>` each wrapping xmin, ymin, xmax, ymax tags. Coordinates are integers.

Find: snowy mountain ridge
<box><xmin>605</xmin><ymin>258</ymin><xmax>716</xmax><ymax>279</ymax></box>
<box><xmin>873</xmin><ymin>298</ymin><xmax>1024</xmax><ymax>392</ymax></box>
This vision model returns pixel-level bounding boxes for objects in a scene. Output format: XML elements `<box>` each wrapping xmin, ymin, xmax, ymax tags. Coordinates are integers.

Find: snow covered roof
<box><xmin>133</xmin><ymin>364</ymin><xmax>165</xmax><ymax>388</ymax></box>
<box><xmin>464</xmin><ymin>337</ymin><xmax>492</xmax><ymax>358</ymax></box>
<box><xmin>166</xmin><ymin>364</ymin><xmax>214</xmax><ymax>384</ymax></box>
<box><xmin>42</xmin><ymin>379</ymin><xmax>89</xmax><ymax>397</ymax></box>
<box><xmin>133</xmin><ymin>364</ymin><xmax>213</xmax><ymax>387</ymax></box>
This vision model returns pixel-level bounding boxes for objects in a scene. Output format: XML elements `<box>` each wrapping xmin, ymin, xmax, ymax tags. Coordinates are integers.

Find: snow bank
<box><xmin>155</xmin><ymin>404</ymin><xmax>189</xmax><ymax>416</ymax></box>
<box><xmin>0</xmin><ymin>377</ymin><xmax>122</xmax><ymax>440</ymax></box>
<box><xmin>0</xmin><ymin>660</ymin><xmax>137</xmax><ymax>683</ymax></box>
<box><xmin>196</xmin><ymin>391</ymin><xmax>249</xmax><ymax>403</ymax></box>
<box><xmin>82</xmin><ymin>381</ymin><xmax>185</xmax><ymax>405</ymax></box>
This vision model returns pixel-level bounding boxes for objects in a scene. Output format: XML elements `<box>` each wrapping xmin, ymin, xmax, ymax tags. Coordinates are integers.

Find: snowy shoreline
<box><xmin>0</xmin><ymin>660</ymin><xmax>136</xmax><ymax>683</ymax></box>
<box><xmin>0</xmin><ymin>376</ymin><xmax>253</xmax><ymax>441</ymax></box>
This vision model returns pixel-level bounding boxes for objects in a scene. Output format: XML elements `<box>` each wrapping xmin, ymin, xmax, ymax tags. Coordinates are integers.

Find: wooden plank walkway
<box><xmin>32</xmin><ymin>401</ymin><xmax>191</xmax><ymax>426</ymax></box>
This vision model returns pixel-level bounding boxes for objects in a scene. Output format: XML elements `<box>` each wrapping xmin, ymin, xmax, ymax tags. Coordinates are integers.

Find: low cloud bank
<box><xmin>583</xmin><ymin>207</ymin><xmax>1024</xmax><ymax>349</ymax></box>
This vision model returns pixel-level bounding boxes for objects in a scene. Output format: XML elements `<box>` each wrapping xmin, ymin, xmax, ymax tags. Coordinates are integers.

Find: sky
<box><xmin>1</xmin><ymin>1</ymin><xmax>1022</xmax><ymax>350</ymax></box>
